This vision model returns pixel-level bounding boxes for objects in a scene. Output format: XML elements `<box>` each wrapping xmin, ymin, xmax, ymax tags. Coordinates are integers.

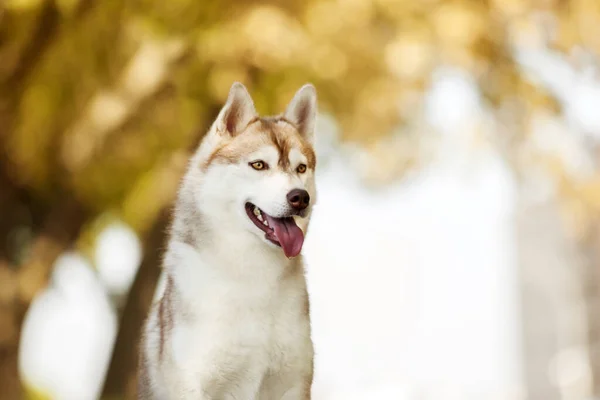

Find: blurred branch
<box><xmin>16</xmin><ymin>196</ymin><xmax>88</xmax><ymax>305</ymax></box>
<box><xmin>0</xmin><ymin>259</ymin><xmax>20</xmax><ymax>400</ymax></box>
<box><xmin>101</xmin><ymin>211</ymin><xmax>170</xmax><ymax>400</ymax></box>
<box><xmin>3</xmin><ymin>1</ymin><xmax>60</xmax><ymax>89</ymax></box>
<box><xmin>0</xmin><ymin>346</ymin><xmax>21</xmax><ymax>400</ymax></box>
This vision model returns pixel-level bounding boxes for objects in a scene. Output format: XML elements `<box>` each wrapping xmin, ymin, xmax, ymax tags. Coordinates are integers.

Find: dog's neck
<box><xmin>166</xmin><ymin>208</ymin><xmax>301</xmax><ymax>313</ymax></box>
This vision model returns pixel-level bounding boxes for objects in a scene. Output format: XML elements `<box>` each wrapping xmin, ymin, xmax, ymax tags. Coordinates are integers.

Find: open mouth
<box><xmin>245</xmin><ymin>202</ymin><xmax>304</xmax><ymax>258</ymax></box>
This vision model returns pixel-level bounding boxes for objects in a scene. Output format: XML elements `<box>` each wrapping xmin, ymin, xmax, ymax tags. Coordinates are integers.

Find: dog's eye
<box><xmin>250</xmin><ymin>161</ymin><xmax>267</xmax><ymax>170</ymax></box>
<box><xmin>297</xmin><ymin>164</ymin><xmax>307</xmax><ymax>174</ymax></box>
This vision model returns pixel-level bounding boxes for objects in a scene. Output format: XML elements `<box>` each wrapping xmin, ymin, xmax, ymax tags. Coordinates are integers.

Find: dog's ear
<box><xmin>284</xmin><ymin>84</ymin><xmax>317</xmax><ymax>142</ymax></box>
<box><xmin>216</xmin><ymin>82</ymin><xmax>257</xmax><ymax>136</ymax></box>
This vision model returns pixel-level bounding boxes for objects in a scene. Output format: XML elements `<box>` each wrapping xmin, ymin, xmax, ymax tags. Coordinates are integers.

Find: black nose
<box><xmin>287</xmin><ymin>189</ymin><xmax>310</xmax><ymax>211</ymax></box>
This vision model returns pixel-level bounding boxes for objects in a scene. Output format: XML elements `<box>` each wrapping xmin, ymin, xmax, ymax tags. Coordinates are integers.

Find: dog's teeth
<box><xmin>263</xmin><ymin>220</ymin><xmax>268</xmax><ymax>226</ymax></box>
<box><xmin>257</xmin><ymin>214</ymin><xmax>263</xmax><ymax>222</ymax></box>
<box><xmin>253</xmin><ymin>207</ymin><xmax>261</xmax><ymax>216</ymax></box>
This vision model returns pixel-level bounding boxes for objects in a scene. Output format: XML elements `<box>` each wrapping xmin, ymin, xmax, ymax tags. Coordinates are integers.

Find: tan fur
<box><xmin>204</xmin><ymin>118</ymin><xmax>316</xmax><ymax>172</ymax></box>
<box><xmin>157</xmin><ymin>276</ymin><xmax>174</xmax><ymax>362</ymax></box>
<box><xmin>137</xmin><ymin>344</ymin><xmax>152</xmax><ymax>399</ymax></box>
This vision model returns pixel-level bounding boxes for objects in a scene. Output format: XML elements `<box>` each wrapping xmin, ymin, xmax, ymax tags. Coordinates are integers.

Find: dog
<box><xmin>138</xmin><ymin>82</ymin><xmax>318</xmax><ymax>400</ymax></box>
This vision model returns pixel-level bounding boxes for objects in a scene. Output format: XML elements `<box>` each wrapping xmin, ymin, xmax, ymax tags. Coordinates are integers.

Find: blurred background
<box><xmin>1</xmin><ymin>0</ymin><xmax>600</xmax><ymax>399</ymax></box>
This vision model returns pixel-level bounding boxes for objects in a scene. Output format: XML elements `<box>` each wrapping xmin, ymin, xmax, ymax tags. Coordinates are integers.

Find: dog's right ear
<box><xmin>215</xmin><ymin>82</ymin><xmax>257</xmax><ymax>136</ymax></box>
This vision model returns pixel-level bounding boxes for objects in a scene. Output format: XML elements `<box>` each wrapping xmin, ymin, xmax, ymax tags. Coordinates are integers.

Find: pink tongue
<box><xmin>265</xmin><ymin>215</ymin><xmax>304</xmax><ymax>258</ymax></box>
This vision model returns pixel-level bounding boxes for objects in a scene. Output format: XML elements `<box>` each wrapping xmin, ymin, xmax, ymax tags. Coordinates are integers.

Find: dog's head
<box><xmin>190</xmin><ymin>82</ymin><xmax>318</xmax><ymax>258</ymax></box>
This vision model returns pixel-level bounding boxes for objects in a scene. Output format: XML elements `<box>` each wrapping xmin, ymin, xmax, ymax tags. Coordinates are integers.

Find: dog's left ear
<box><xmin>216</xmin><ymin>82</ymin><xmax>258</xmax><ymax>136</ymax></box>
<box><xmin>284</xmin><ymin>84</ymin><xmax>317</xmax><ymax>142</ymax></box>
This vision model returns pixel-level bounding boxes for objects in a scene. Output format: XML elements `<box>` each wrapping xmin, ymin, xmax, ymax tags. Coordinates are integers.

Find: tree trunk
<box><xmin>101</xmin><ymin>212</ymin><xmax>170</xmax><ymax>399</ymax></box>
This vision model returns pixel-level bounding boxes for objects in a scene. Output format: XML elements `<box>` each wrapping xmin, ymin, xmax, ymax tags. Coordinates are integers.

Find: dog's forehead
<box><xmin>288</xmin><ymin>148</ymin><xmax>305</xmax><ymax>165</ymax></box>
<box><xmin>251</xmin><ymin>118</ymin><xmax>315</xmax><ymax>169</ymax></box>
<box><xmin>204</xmin><ymin>117</ymin><xmax>316</xmax><ymax>170</ymax></box>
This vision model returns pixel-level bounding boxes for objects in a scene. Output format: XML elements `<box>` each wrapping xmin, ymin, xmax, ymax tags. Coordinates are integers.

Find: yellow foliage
<box><xmin>4</xmin><ymin>0</ymin><xmax>45</xmax><ymax>11</ymax></box>
<box><xmin>22</xmin><ymin>381</ymin><xmax>52</xmax><ymax>400</ymax></box>
<box><xmin>1</xmin><ymin>0</ymin><xmax>600</xmax><ymax>232</ymax></box>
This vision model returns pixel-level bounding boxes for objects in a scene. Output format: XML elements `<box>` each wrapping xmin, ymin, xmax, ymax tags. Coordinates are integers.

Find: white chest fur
<box><xmin>155</xmin><ymin>241</ymin><xmax>313</xmax><ymax>400</ymax></box>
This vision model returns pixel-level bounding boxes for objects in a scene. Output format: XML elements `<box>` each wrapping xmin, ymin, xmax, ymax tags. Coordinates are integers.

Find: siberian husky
<box><xmin>138</xmin><ymin>82</ymin><xmax>318</xmax><ymax>400</ymax></box>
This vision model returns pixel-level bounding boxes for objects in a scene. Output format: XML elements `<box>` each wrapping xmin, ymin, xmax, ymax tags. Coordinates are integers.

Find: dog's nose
<box><xmin>287</xmin><ymin>189</ymin><xmax>310</xmax><ymax>211</ymax></box>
